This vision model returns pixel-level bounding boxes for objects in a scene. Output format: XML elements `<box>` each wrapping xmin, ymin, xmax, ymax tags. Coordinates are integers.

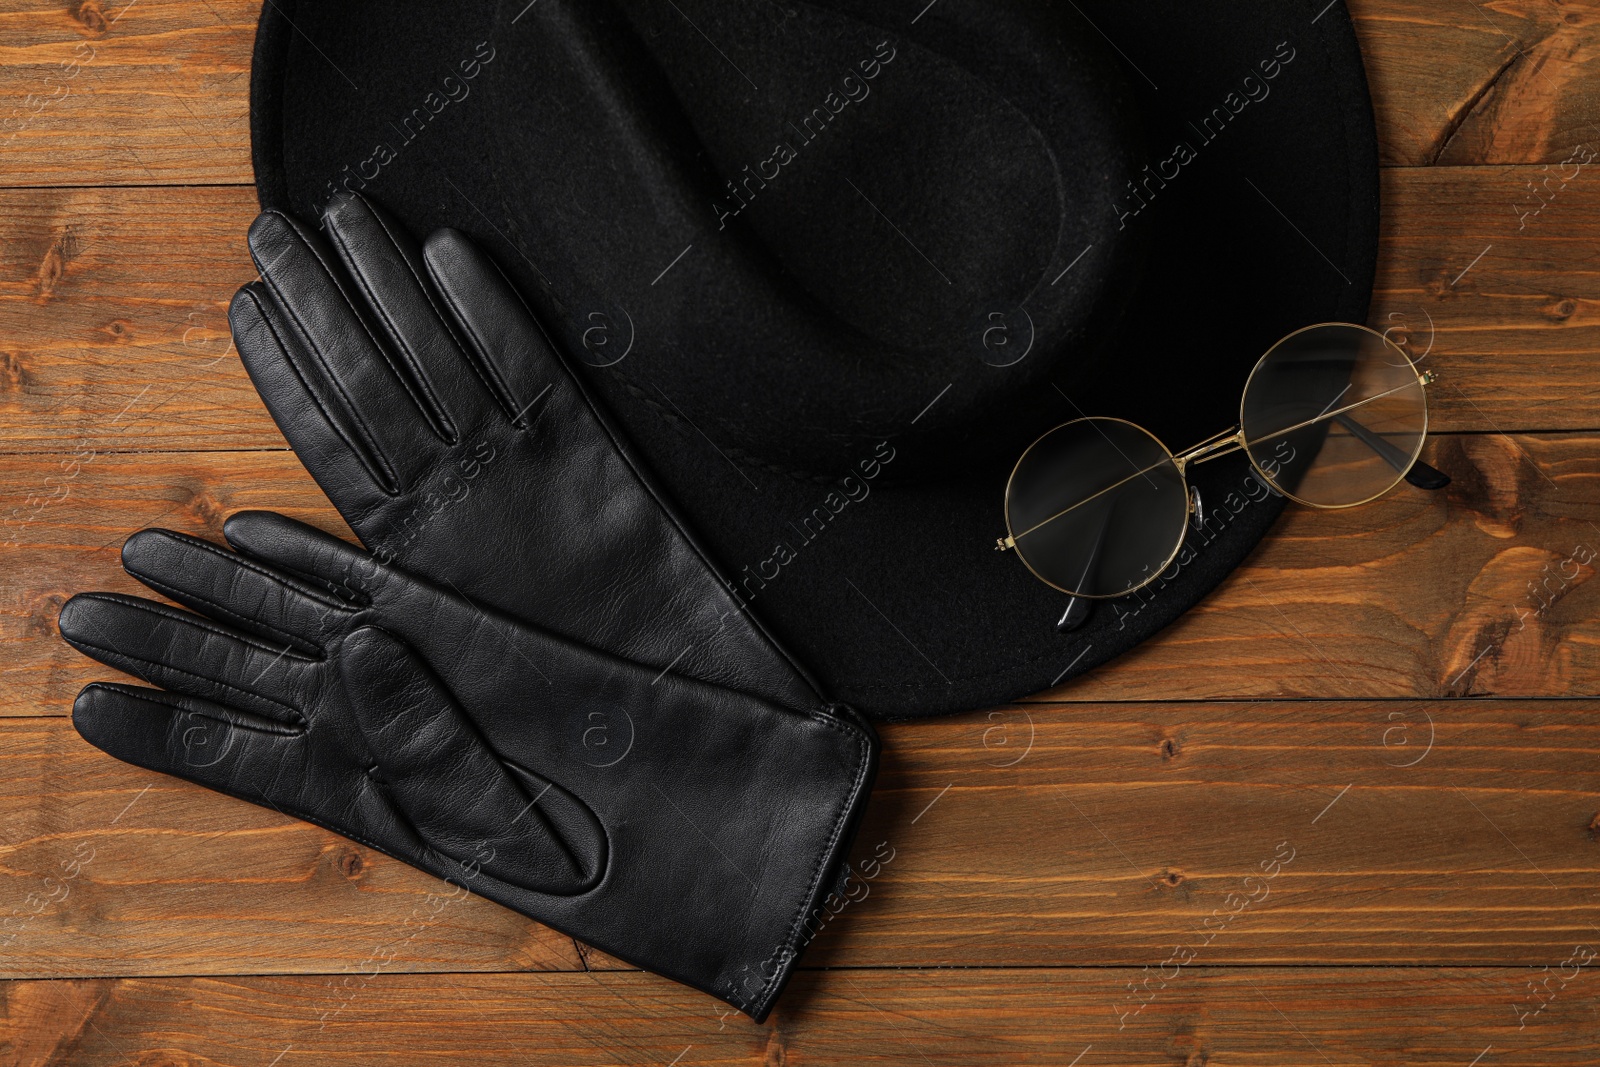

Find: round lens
<box><xmin>1004</xmin><ymin>418</ymin><xmax>1191</xmax><ymax>598</ymax></box>
<box><xmin>1241</xmin><ymin>324</ymin><xmax>1428</xmax><ymax>508</ymax></box>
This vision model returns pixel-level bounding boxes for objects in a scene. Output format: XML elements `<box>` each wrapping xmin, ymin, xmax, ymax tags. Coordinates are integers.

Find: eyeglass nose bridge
<box><xmin>1174</xmin><ymin>427</ymin><xmax>1246</xmax><ymax>473</ymax></box>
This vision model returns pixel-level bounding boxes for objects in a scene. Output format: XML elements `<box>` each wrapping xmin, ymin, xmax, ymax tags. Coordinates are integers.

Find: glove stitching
<box><xmin>248</xmin><ymin>286</ymin><xmax>399</xmax><ymax>495</ymax></box>
<box><xmin>297</xmin><ymin>798</ymin><xmax>481</xmax><ymax>914</ymax></box>
<box><xmin>77</xmin><ymin>592</ymin><xmax>315</xmax><ymax>659</ymax></box>
<box><xmin>533</xmin><ymin>346</ymin><xmax>828</xmax><ymax>707</ymax></box>
<box><xmin>172</xmin><ymin>738</ymin><xmax>407</xmax><ymax>871</ymax></box>
<box><xmin>224</xmin><ymin>519</ymin><xmax>378</xmax><ymax>608</ymax></box>
<box><xmin>429</xmin><ymin>234</ymin><xmax>826</xmax><ymax>709</ymax></box>
<box><xmin>261</xmin><ymin>225</ymin><xmax>406</xmax><ymax>494</ymax></box>
<box><xmin>67</xmin><ymin>633</ymin><xmax>305</xmax><ymax>720</ymax></box>
<box><xmin>427</xmin><ymin>268</ymin><xmax>534</xmax><ymax>426</ymax></box>
<box><xmin>259</xmin><ymin>788</ymin><xmax>397</xmax><ymax>876</ymax></box>
<box><xmin>369</xmin><ymin>209</ymin><xmax>498</xmax><ymax>436</ymax></box>
<box><xmin>95</xmin><ymin>682</ymin><xmax>301</xmax><ymax>736</ymax></box>
<box><xmin>141</xmin><ymin>530</ymin><xmax>354</xmax><ymax>614</ymax></box>
<box><xmin>134</xmin><ymin>572</ymin><xmax>323</xmax><ymax>656</ymax></box>
<box><xmin>327</xmin><ymin>220</ymin><xmax>459</xmax><ymax>444</ymax></box>
<box><xmin>751</xmin><ymin>706</ymin><xmax>873</xmax><ymax>1017</ymax></box>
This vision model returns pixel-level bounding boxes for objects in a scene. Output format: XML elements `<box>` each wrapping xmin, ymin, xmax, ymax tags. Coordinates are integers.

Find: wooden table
<box><xmin>3</xmin><ymin>1</ymin><xmax>1599</xmax><ymax>1063</ymax></box>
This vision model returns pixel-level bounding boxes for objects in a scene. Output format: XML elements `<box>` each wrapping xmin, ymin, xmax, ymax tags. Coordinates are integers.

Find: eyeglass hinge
<box><xmin>996</xmin><ymin>537</ymin><xmax>1015</xmax><ymax>552</ymax></box>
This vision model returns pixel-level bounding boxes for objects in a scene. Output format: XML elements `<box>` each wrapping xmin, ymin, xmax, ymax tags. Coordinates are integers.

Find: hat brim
<box><xmin>250</xmin><ymin>0</ymin><xmax>1377</xmax><ymax>719</ymax></box>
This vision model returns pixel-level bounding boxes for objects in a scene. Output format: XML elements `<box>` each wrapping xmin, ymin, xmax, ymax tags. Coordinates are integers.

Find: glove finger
<box><xmin>231</xmin><ymin>284</ymin><xmax>394</xmax><ymax>503</ymax></box>
<box><xmin>421</xmin><ymin>227</ymin><xmax>567</xmax><ymax>429</ymax></box>
<box><xmin>322</xmin><ymin>194</ymin><xmax>500</xmax><ymax>437</ymax></box>
<box><xmin>120</xmin><ymin>528</ymin><xmax>356</xmax><ymax>653</ymax></box>
<box><xmin>72</xmin><ymin>682</ymin><xmax>303</xmax><ymax>787</ymax></box>
<box><xmin>340</xmin><ymin>626</ymin><xmax>604</xmax><ymax>895</ymax></box>
<box><xmin>246</xmin><ymin>210</ymin><xmax>443</xmax><ymax>492</ymax></box>
<box><xmin>221</xmin><ymin>511</ymin><xmax>386</xmax><ymax>601</ymax></box>
<box><xmin>59</xmin><ymin>593</ymin><xmax>310</xmax><ymax>727</ymax></box>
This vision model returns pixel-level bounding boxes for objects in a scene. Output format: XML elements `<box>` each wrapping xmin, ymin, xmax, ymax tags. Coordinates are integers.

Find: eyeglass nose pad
<box><xmin>1189</xmin><ymin>486</ymin><xmax>1205</xmax><ymax>531</ymax></box>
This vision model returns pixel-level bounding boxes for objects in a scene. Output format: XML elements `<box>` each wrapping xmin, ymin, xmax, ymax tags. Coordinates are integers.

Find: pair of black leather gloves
<box><xmin>59</xmin><ymin>195</ymin><xmax>878</xmax><ymax>1021</ymax></box>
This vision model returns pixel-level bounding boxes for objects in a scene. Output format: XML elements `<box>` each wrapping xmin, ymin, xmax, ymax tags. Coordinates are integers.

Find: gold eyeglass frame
<box><xmin>997</xmin><ymin>323</ymin><xmax>1439</xmax><ymax>600</ymax></box>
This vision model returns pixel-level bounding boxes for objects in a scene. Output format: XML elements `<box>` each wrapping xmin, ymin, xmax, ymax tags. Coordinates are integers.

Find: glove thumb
<box><xmin>340</xmin><ymin>626</ymin><xmax>605</xmax><ymax>895</ymax></box>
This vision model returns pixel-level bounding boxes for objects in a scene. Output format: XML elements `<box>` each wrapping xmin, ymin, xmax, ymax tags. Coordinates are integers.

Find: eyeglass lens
<box><xmin>1005</xmin><ymin>419</ymin><xmax>1190</xmax><ymax>597</ymax></box>
<box><xmin>1241</xmin><ymin>324</ymin><xmax>1429</xmax><ymax>507</ymax></box>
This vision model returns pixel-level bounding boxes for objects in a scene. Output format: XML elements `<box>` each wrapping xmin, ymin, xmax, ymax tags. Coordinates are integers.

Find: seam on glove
<box><xmin>424</xmin><ymin>237</ymin><xmax>820</xmax><ymax>704</ymax></box>
<box><xmin>248</xmin><ymin>286</ymin><xmax>398</xmax><ymax>494</ymax></box>
<box><xmin>229</xmin><ymin>766</ymin><xmax>414</xmax><ymax>879</ymax></box>
<box><xmin>327</xmin><ymin>219</ymin><xmax>459</xmax><ymax>444</ymax></box>
<box><xmin>75</xmin><ymin>591</ymin><xmax>320</xmax><ymax>659</ymax></box>
<box><xmin>751</xmin><ymin>706</ymin><xmax>873</xmax><ymax>1016</ymax></box>
<box><xmin>261</xmin><ymin>231</ymin><xmax>406</xmax><ymax>494</ymax></box>
<box><xmin>370</xmin><ymin>208</ymin><xmax>499</xmax><ymax>433</ymax></box>
<box><xmin>514</xmin><ymin>321</ymin><xmax>825</xmax><ymax>704</ymax></box>
<box><xmin>68</xmin><ymin>633</ymin><xmax>306</xmax><ymax>721</ymax></box>
<box><xmin>134</xmin><ymin>571</ymin><xmax>327</xmax><ymax>655</ymax></box>
<box><xmin>153</xmin><ymin>532</ymin><xmax>354</xmax><ymax>612</ymax></box>
<box><xmin>426</xmin><ymin>271</ymin><xmax>537</xmax><ymax>426</ymax></box>
<box><xmin>92</xmin><ymin>682</ymin><xmax>302</xmax><ymax>736</ymax></box>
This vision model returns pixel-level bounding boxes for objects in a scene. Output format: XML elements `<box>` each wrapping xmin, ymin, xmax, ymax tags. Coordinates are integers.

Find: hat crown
<box><xmin>493</xmin><ymin>0</ymin><xmax>1144</xmax><ymax>481</ymax></box>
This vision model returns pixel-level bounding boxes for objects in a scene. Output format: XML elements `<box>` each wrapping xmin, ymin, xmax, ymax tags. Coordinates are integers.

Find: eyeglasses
<box><xmin>997</xmin><ymin>323</ymin><xmax>1449</xmax><ymax>623</ymax></box>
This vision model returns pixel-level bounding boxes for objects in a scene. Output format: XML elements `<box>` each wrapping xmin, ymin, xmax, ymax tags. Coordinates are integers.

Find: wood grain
<box><xmin>1358</xmin><ymin>0</ymin><xmax>1600</xmax><ymax>167</ymax></box>
<box><xmin>0</xmin><ymin>186</ymin><xmax>271</xmax><ymax>452</ymax></box>
<box><xmin>0</xmin><ymin>717</ymin><xmax>583</xmax><ymax>980</ymax></box>
<box><xmin>3</xmin><ymin>968</ymin><xmax>1597</xmax><ymax>1066</ymax></box>
<box><xmin>2</xmin><ymin>0</ymin><xmax>1598</xmax><ymax>186</ymax></box>
<box><xmin>0</xmin><ymin>0</ymin><xmax>255</xmax><ymax>187</ymax></box>
<box><xmin>1</xmin><ymin>698</ymin><xmax>1595</xmax><ymax>977</ymax></box>
<box><xmin>1371</xmin><ymin>166</ymin><xmax>1600</xmax><ymax>437</ymax></box>
<box><xmin>5</xmin><ymin>433</ymin><xmax>1599</xmax><ymax>714</ymax></box>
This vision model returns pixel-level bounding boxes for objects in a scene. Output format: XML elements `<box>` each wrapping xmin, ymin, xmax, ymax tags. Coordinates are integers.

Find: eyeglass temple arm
<box><xmin>1056</xmin><ymin>487</ymin><xmax>1207</xmax><ymax>631</ymax></box>
<box><xmin>1334</xmin><ymin>413</ymin><xmax>1451</xmax><ymax>491</ymax></box>
<box><xmin>1055</xmin><ymin>498</ymin><xmax>1115</xmax><ymax>633</ymax></box>
<box><xmin>1057</xmin><ymin>588</ymin><xmax>1094</xmax><ymax>633</ymax></box>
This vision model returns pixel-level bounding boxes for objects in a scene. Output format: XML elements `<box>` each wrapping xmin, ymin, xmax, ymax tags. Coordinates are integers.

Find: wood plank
<box><xmin>1356</xmin><ymin>0</ymin><xmax>1600</xmax><ymax>167</ymax></box>
<box><xmin>4</xmin><ymin>968</ymin><xmax>1598</xmax><ymax>1065</ymax></box>
<box><xmin>3</xmin><ymin>172</ymin><xmax>1600</xmax><ymax>454</ymax></box>
<box><xmin>1</xmin><ymin>697</ymin><xmax>1595</xmax><ymax>977</ymax></box>
<box><xmin>1</xmin><ymin>0</ymin><xmax>1596</xmax><ymax>186</ymax></box>
<box><xmin>1371</xmin><ymin>166</ymin><xmax>1600</xmax><ymax>437</ymax></box>
<box><xmin>814</xmin><ymin>698</ymin><xmax>1600</xmax><ymax>967</ymax></box>
<box><xmin>0</xmin><ymin>186</ymin><xmax>274</xmax><ymax>451</ymax></box>
<box><xmin>0</xmin><ymin>0</ymin><xmax>255</xmax><ymax>187</ymax></box>
<box><xmin>5</xmin><ymin>432</ymin><xmax>1599</xmax><ymax>714</ymax></box>
<box><xmin>0</xmin><ymin>715</ymin><xmax>583</xmax><ymax>979</ymax></box>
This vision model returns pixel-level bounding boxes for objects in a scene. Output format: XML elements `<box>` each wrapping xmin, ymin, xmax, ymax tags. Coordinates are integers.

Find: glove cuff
<box><xmin>722</xmin><ymin>702</ymin><xmax>878</xmax><ymax>1021</ymax></box>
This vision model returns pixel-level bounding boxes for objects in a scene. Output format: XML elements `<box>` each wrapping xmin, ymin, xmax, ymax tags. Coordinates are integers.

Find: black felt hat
<box><xmin>249</xmin><ymin>0</ymin><xmax>1378</xmax><ymax>719</ymax></box>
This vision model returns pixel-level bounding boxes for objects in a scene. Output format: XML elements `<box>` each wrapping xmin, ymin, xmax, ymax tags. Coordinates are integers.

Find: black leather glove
<box><xmin>230</xmin><ymin>193</ymin><xmax>819</xmax><ymax>714</ymax></box>
<box><xmin>58</xmin><ymin>512</ymin><xmax>877</xmax><ymax>1020</ymax></box>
